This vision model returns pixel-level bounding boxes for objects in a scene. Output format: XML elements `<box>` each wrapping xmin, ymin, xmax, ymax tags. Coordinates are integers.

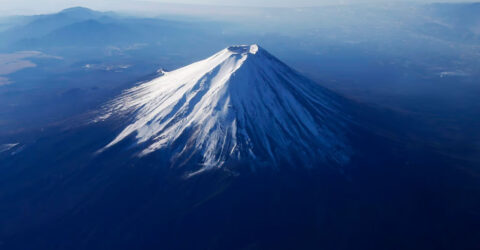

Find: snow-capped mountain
<box><xmin>97</xmin><ymin>45</ymin><xmax>351</xmax><ymax>174</ymax></box>
<box><xmin>1</xmin><ymin>43</ymin><xmax>477</xmax><ymax>250</ymax></box>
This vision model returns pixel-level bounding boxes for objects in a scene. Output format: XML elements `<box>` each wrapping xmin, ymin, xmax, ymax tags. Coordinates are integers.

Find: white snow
<box><xmin>439</xmin><ymin>70</ymin><xmax>469</xmax><ymax>78</ymax></box>
<box><xmin>0</xmin><ymin>143</ymin><xmax>19</xmax><ymax>153</ymax></box>
<box><xmin>98</xmin><ymin>44</ymin><xmax>350</xmax><ymax>173</ymax></box>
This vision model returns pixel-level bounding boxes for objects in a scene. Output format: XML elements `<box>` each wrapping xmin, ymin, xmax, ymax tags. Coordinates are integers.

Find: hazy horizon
<box><xmin>0</xmin><ymin>0</ymin><xmax>478</xmax><ymax>16</ymax></box>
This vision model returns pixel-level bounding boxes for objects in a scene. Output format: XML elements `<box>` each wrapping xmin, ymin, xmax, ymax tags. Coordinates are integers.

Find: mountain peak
<box><xmin>97</xmin><ymin>45</ymin><xmax>351</xmax><ymax>175</ymax></box>
<box><xmin>227</xmin><ymin>44</ymin><xmax>259</xmax><ymax>55</ymax></box>
<box><xmin>60</xmin><ymin>7</ymin><xmax>95</xmax><ymax>14</ymax></box>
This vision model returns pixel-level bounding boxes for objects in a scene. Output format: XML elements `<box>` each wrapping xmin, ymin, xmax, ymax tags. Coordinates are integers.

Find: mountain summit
<box><xmin>98</xmin><ymin>45</ymin><xmax>351</xmax><ymax>175</ymax></box>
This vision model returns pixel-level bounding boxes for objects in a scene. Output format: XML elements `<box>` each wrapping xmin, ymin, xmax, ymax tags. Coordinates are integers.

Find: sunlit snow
<box><xmin>98</xmin><ymin>44</ymin><xmax>351</xmax><ymax>173</ymax></box>
<box><xmin>0</xmin><ymin>143</ymin><xmax>19</xmax><ymax>153</ymax></box>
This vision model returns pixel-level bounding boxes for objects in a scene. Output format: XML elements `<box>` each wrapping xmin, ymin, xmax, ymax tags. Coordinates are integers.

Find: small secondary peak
<box><xmin>227</xmin><ymin>44</ymin><xmax>259</xmax><ymax>55</ymax></box>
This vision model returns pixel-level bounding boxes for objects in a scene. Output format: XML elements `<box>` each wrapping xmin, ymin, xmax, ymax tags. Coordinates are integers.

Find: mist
<box><xmin>0</xmin><ymin>0</ymin><xmax>478</xmax><ymax>15</ymax></box>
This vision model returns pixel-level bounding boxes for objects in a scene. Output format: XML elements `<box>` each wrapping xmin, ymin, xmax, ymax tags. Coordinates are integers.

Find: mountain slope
<box><xmin>0</xmin><ymin>45</ymin><xmax>478</xmax><ymax>250</ymax></box>
<box><xmin>97</xmin><ymin>45</ymin><xmax>351</xmax><ymax>174</ymax></box>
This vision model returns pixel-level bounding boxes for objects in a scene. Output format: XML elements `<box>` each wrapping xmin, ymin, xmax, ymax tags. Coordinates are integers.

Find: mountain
<box><xmin>0</xmin><ymin>45</ymin><xmax>478</xmax><ymax>250</ymax></box>
<box><xmin>0</xmin><ymin>7</ymin><xmax>109</xmax><ymax>48</ymax></box>
<box><xmin>0</xmin><ymin>7</ymin><xmax>222</xmax><ymax>51</ymax></box>
<box><xmin>30</xmin><ymin>19</ymin><xmax>136</xmax><ymax>46</ymax></box>
<box><xmin>97</xmin><ymin>44</ymin><xmax>351</xmax><ymax>175</ymax></box>
<box><xmin>58</xmin><ymin>7</ymin><xmax>105</xmax><ymax>18</ymax></box>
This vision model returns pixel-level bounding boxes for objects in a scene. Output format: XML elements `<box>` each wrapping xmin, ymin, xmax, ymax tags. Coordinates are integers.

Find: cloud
<box><xmin>0</xmin><ymin>76</ymin><xmax>11</xmax><ymax>86</ymax></box>
<box><xmin>0</xmin><ymin>51</ymin><xmax>62</xmax><ymax>86</ymax></box>
<box><xmin>0</xmin><ymin>51</ymin><xmax>61</xmax><ymax>75</ymax></box>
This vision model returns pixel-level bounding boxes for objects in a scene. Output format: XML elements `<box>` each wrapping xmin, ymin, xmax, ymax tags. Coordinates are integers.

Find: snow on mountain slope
<box><xmin>0</xmin><ymin>143</ymin><xmax>19</xmax><ymax>153</ymax></box>
<box><xmin>97</xmin><ymin>44</ymin><xmax>351</xmax><ymax>174</ymax></box>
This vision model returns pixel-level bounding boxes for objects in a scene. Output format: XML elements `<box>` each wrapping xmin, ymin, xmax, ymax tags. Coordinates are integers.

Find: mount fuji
<box><xmin>96</xmin><ymin>44</ymin><xmax>351</xmax><ymax>174</ymax></box>
<box><xmin>0</xmin><ymin>44</ymin><xmax>477</xmax><ymax>250</ymax></box>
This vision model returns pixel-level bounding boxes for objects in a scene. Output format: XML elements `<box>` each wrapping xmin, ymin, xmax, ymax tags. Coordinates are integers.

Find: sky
<box><xmin>0</xmin><ymin>0</ymin><xmax>477</xmax><ymax>15</ymax></box>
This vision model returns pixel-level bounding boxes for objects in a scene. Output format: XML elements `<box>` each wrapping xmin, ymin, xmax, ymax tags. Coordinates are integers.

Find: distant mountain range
<box><xmin>0</xmin><ymin>7</ymin><xmax>223</xmax><ymax>51</ymax></box>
